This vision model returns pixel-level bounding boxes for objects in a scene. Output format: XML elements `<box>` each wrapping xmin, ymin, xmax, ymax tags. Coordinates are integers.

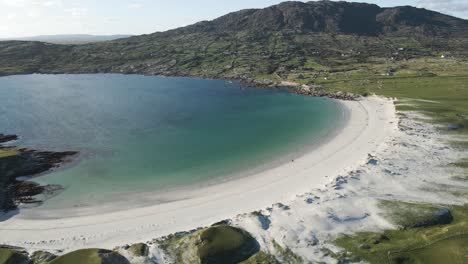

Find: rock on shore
<box><xmin>0</xmin><ymin>134</ymin><xmax>77</xmax><ymax>213</ymax></box>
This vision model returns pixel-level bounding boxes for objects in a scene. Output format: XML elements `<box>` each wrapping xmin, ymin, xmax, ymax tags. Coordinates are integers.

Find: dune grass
<box><xmin>49</xmin><ymin>249</ymin><xmax>103</xmax><ymax>264</ymax></box>
<box><xmin>0</xmin><ymin>248</ymin><xmax>14</xmax><ymax>264</ymax></box>
<box><xmin>0</xmin><ymin>247</ymin><xmax>29</xmax><ymax>264</ymax></box>
<box><xmin>388</xmin><ymin>234</ymin><xmax>468</xmax><ymax>264</ymax></box>
<box><xmin>327</xmin><ymin>59</ymin><xmax>468</xmax><ymax>263</ymax></box>
<box><xmin>334</xmin><ymin>204</ymin><xmax>468</xmax><ymax>263</ymax></box>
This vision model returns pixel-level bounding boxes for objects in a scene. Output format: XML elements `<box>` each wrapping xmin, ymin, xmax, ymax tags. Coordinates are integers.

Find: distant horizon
<box><xmin>0</xmin><ymin>34</ymin><xmax>133</xmax><ymax>40</ymax></box>
<box><xmin>1</xmin><ymin>0</ymin><xmax>467</xmax><ymax>39</ymax></box>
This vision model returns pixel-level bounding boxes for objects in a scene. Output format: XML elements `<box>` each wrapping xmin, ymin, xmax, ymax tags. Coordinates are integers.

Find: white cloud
<box><xmin>43</xmin><ymin>0</ymin><xmax>63</xmax><ymax>7</ymax></box>
<box><xmin>417</xmin><ymin>0</ymin><xmax>468</xmax><ymax>17</ymax></box>
<box><xmin>65</xmin><ymin>7</ymin><xmax>88</xmax><ymax>18</ymax></box>
<box><xmin>1</xmin><ymin>0</ymin><xmax>61</xmax><ymax>8</ymax></box>
<box><xmin>128</xmin><ymin>3</ymin><xmax>142</xmax><ymax>9</ymax></box>
<box><xmin>6</xmin><ymin>13</ymin><xmax>17</xmax><ymax>20</ymax></box>
<box><xmin>128</xmin><ymin>2</ymin><xmax>144</xmax><ymax>9</ymax></box>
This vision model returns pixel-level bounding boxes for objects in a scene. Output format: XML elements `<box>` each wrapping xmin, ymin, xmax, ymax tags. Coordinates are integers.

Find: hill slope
<box><xmin>0</xmin><ymin>1</ymin><xmax>467</xmax><ymax>84</ymax></box>
<box><xmin>0</xmin><ymin>34</ymin><xmax>133</xmax><ymax>44</ymax></box>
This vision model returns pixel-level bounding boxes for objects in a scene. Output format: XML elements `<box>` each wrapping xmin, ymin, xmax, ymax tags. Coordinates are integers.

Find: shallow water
<box><xmin>0</xmin><ymin>74</ymin><xmax>341</xmax><ymax>210</ymax></box>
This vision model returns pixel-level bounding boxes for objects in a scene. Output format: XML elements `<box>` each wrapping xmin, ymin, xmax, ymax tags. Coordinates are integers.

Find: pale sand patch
<box><xmin>0</xmin><ymin>96</ymin><xmax>397</xmax><ymax>252</ymax></box>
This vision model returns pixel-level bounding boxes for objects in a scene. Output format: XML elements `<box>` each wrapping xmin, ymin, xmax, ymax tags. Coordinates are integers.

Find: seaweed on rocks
<box><xmin>0</xmin><ymin>134</ymin><xmax>77</xmax><ymax>213</ymax></box>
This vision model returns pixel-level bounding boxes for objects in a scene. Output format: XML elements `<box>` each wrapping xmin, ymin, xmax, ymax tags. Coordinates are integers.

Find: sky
<box><xmin>0</xmin><ymin>0</ymin><xmax>467</xmax><ymax>38</ymax></box>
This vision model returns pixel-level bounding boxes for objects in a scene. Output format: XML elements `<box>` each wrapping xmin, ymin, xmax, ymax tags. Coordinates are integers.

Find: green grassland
<box><xmin>158</xmin><ymin>225</ymin><xmax>260</xmax><ymax>264</ymax></box>
<box><xmin>302</xmin><ymin>57</ymin><xmax>468</xmax><ymax>263</ymax></box>
<box><xmin>0</xmin><ymin>148</ymin><xmax>17</xmax><ymax>159</ymax></box>
<box><xmin>335</xmin><ymin>204</ymin><xmax>468</xmax><ymax>264</ymax></box>
<box><xmin>157</xmin><ymin>224</ymin><xmax>303</xmax><ymax>264</ymax></box>
<box><xmin>49</xmin><ymin>248</ymin><xmax>129</xmax><ymax>264</ymax></box>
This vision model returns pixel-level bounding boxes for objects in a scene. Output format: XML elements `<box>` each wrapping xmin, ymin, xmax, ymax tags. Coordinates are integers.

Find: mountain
<box><xmin>0</xmin><ymin>34</ymin><xmax>133</xmax><ymax>44</ymax></box>
<box><xmin>0</xmin><ymin>1</ymin><xmax>467</xmax><ymax>82</ymax></box>
<box><xmin>171</xmin><ymin>1</ymin><xmax>468</xmax><ymax>37</ymax></box>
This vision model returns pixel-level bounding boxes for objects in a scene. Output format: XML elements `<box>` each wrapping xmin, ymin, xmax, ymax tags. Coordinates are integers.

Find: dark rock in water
<box><xmin>0</xmin><ymin>134</ymin><xmax>18</xmax><ymax>144</ymax></box>
<box><xmin>197</xmin><ymin>225</ymin><xmax>260</xmax><ymax>264</ymax></box>
<box><xmin>409</xmin><ymin>208</ymin><xmax>453</xmax><ymax>228</ymax></box>
<box><xmin>0</xmin><ymin>134</ymin><xmax>78</xmax><ymax>213</ymax></box>
<box><xmin>31</xmin><ymin>250</ymin><xmax>57</xmax><ymax>264</ymax></box>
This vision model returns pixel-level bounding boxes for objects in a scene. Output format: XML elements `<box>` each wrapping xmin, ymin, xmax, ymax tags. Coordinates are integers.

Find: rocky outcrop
<box><xmin>0</xmin><ymin>134</ymin><xmax>18</xmax><ymax>144</ymax></box>
<box><xmin>0</xmin><ymin>245</ymin><xmax>30</xmax><ymax>264</ymax></box>
<box><xmin>296</xmin><ymin>86</ymin><xmax>360</xmax><ymax>101</ymax></box>
<box><xmin>0</xmin><ymin>247</ymin><xmax>130</xmax><ymax>264</ymax></box>
<box><xmin>0</xmin><ymin>134</ymin><xmax>77</xmax><ymax>213</ymax></box>
<box><xmin>127</xmin><ymin>243</ymin><xmax>149</xmax><ymax>257</ymax></box>
<box><xmin>31</xmin><ymin>251</ymin><xmax>57</xmax><ymax>264</ymax></box>
<box><xmin>408</xmin><ymin>208</ymin><xmax>453</xmax><ymax>228</ymax></box>
<box><xmin>197</xmin><ymin>225</ymin><xmax>260</xmax><ymax>264</ymax></box>
<box><xmin>240</xmin><ymin>78</ymin><xmax>360</xmax><ymax>101</ymax></box>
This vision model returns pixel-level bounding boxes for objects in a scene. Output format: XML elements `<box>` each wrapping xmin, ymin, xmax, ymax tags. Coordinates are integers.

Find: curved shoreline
<box><xmin>0</xmin><ymin>96</ymin><xmax>397</xmax><ymax>252</ymax></box>
<box><xmin>25</xmin><ymin>98</ymin><xmax>347</xmax><ymax>218</ymax></box>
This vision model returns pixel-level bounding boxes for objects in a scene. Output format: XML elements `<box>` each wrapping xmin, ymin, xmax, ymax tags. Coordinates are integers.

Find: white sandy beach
<box><xmin>0</xmin><ymin>96</ymin><xmax>397</xmax><ymax>252</ymax></box>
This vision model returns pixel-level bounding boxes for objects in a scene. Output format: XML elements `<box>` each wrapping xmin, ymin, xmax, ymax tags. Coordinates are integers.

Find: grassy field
<box><xmin>323</xmin><ymin>57</ymin><xmax>468</xmax><ymax>264</ymax></box>
<box><xmin>335</xmin><ymin>205</ymin><xmax>468</xmax><ymax>263</ymax></box>
<box><xmin>49</xmin><ymin>248</ymin><xmax>129</xmax><ymax>264</ymax></box>
<box><xmin>388</xmin><ymin>234</ymin><xmax>467</xmax><ymax>264</ymax></box>
<box><xmin>0</xmin><ymin>148</ymin><xmax>17</xmax><ymax>159</ymax></box>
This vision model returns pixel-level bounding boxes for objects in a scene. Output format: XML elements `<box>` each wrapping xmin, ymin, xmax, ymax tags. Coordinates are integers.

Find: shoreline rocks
<box><xmin>0</xmin><ymin>134</ymin><xmax>18</xmax><ymax>144</ymax></box>
<box><xmin>234</xmin><ymin>77</ymin><xmax>360</xmax><ymax>101</ymax></box>
<box><xmin>0</xmin><ymin>134</ymin><xmax>77</xmax><ymax>213</ymax></box>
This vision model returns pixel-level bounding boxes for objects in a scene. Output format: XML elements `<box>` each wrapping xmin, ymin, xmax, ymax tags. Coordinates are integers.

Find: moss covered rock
<box><xmin>157</xmin><ymin>225</ymin><xmax>260</xmax><ymax>264</ymax></box>
<box><xmin>128</xmin><ymin>243</ymin><xmax>149</xmax><ymax>257</ymax></box>
<box><xmin>0</xmin><ymin>246</ymin><xmax>30</xmax><ymax>264</ymax></box>
<box><xmin>381</xmin><ymin>201</ymin><xmax>454</xmax><ymax>229</ymax></box>
<box><xmin>31</xmin><ymin>251</ymin><xmax>56</xmax><ymax>264</ymax></box>
<box><xmin>240</xmin><ymin>251</ymin><xmax>280</xmax><ymax>264</ymax></box>
<box><xmin>49</xmin><ymin>249</ymin><xmax>129</xmax><ymax>264</ymax></box>
<box><xmin>197</xmin><ymin>225</ymin><xmax>259</xmax><ymax>264</ymax></box>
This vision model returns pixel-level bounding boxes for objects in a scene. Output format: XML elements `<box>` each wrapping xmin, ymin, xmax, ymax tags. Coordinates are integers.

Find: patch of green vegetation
<box><xmin>380</xmin><ymin>200</ymin><xmax>453</xmax><ymax>229</ymax></box>
<box><xmin>0</xmin><ymin>247</ymin><xmax>29</xmax><ymax>264</ymax></box>
<box><xmin>314</xmin><ymin>59</ymin><xmax>468</xmax><ymax>124</ymax></box>
<box><xmin>335</xmin><ymin>204</ymin><xmax>468</xmax><ymax>264</ymax></box>
<box><xmin>451</xmin><ymin>160</ymin><xmax>468</xmax><ymax>169</ymax></box>
<box><xmin>304</xmin><ymin>58</ymin><xmax>328</xmax><ymax>71</ymax></box>
<box><xmin>271</xmin><ymin>240</ymin><xmax>304</xmax><ymax>264</ymax></box>
<box><xmin>198</xmin><ymin>225</ymin><xmax>259</xmax><ymax>264</ymax></box>
<box><xmin>158</xmin><ymin>230</ymin><xmax>201</xmax><ymax>263</ymax></box>
<box><xmin>127</xmin><ymin>243</ymin><xmax>148</xmax><ymax>257</ymax></box>
<box><xmin>0</xmin><ymin>148</ymin><xmax>17</xmax><ymax>159</ymax></box>
<box><xmin>388</xmin><ymin>234</ymin><xmax>468</xmax><ymax>264</ymax></box>
<box><xmin>31</xmin><ymin>251</ymin><xmax>56</xmax><ymax>264</ymax></box>
<box><xmin>0</xmin><ymin>248</ymin><xmax>14</xmax><ymax>264</ymax></box>
<box><xmin>158</xmin><ymin>225</ymin><xmax>259</xmax><ymax>264</ymax></box>
<box><xmin>240</xmin><ymin>251</ymin><xmax>280</xmax><ymax>264</ymax></box>
<box><xmin>49</xmin><ymin>248</ymin><xmax>129</xmax><ymax>264</ymax></box>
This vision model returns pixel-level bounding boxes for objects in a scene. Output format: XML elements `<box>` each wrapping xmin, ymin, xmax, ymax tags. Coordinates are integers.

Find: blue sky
<box><xmin>1</xmin><ymin>0</ymin><xmax>467</xmax><ymax>38</ymax></box>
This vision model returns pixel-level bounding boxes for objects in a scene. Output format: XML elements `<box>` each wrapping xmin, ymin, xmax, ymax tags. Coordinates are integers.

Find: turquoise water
<box><xmin>0</xmin><ymin>74</ymin><xmax>341</xmax><ymax>209</ymax></box>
